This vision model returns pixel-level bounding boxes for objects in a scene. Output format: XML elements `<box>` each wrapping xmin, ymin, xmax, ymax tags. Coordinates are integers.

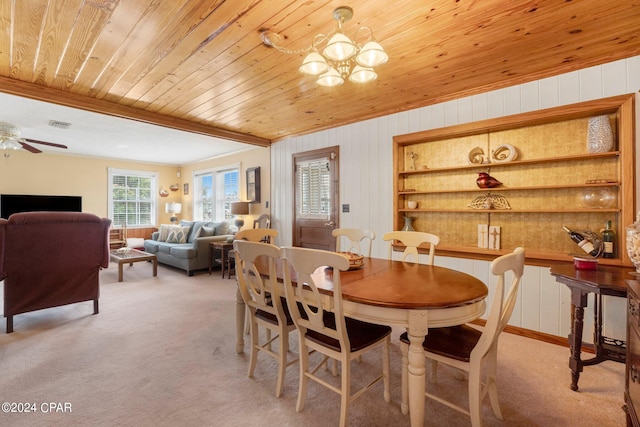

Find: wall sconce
<box><xmin>165</xmin><ymin>202</ymin><xmax>182</xmax><ymax>224</ymax></box>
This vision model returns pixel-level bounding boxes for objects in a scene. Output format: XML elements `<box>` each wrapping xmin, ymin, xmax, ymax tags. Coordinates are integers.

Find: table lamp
<box><xmin>230</xmin><ymin>201</ymin><xmax>249</xmax><ymax>229</ymax></box>
<box><xmin>165</xmin><ymin>202</ymin><xmax>182</xmax><ymax>224</ymax></box>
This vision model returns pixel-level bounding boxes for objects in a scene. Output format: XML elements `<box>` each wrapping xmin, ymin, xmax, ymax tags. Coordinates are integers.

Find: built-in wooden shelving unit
<box><xmin>392</xmin><ymin>93</ymin><xmax>636</xmax><ymax>266</ymax></box>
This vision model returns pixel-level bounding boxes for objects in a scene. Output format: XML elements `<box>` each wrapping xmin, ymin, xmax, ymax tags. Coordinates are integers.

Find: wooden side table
<box><xmin>550</xmin><ymin>264</ymin><xmax>630</xmax><ymax>391</ymax></box>
<box><xmin>209</xmin><ymin>241</ymin><xmax>234</xmax><ymax>277</ymax></box>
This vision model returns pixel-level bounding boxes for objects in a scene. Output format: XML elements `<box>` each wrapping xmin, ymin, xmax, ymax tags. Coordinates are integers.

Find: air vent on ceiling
<box><xmin>48</xmin><ymin>120</ymin><xmax>71</xmax><ymax>129</ymax></box>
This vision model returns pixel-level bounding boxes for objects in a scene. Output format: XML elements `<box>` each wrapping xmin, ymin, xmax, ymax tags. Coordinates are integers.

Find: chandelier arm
<box><xmin>353</xmin><ymin>26</ymin><xmax>375</xmax><ymax>45</ymax></box>
<box><xmin>311</xmin><ymin>33</ymin><xmax>330</xmax><ymax>50</ymax></box>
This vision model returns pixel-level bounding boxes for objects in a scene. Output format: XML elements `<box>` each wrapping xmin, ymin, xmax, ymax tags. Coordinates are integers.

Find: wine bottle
<box><xmin>562</xmin><ymin>226</ymin><xmax>599</xmax><ymax>257</ymax></box>
<box><xmin>602</xmin><ymin>220</ymin><xmax>615</xmax><ymax>258</ymax></box>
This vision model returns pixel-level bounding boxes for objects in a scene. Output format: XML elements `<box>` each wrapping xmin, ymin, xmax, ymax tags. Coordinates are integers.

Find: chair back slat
<box><xmin>472</xmin><ymin>247</ymin><xmax>525</xmax><ymax>359</ymax></box>
<box><xmin>382</xmin><ymin>231</ymin><xmax>440</xmax><ymax>264</ymax></box>
<box><xmin>253</xmin><ymin>214</ymin><xmax>271</xmax><ymax>229</ymax></box>
<box><xmin>281</xmin><ymin>247</ymin><xmax>351</xmax><ymax>348</ymax></box>
<box><xmin>332</xmin><ymin>228</ymin><xmax>375</xmax><ymax>257</ymax></box>
<box><xmin>234</xmin><ymin>240</ymin><xmax>283</xmax><ymax>318</ymax></box>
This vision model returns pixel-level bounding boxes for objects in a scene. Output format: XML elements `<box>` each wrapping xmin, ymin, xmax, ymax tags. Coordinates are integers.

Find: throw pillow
<box><xmin>157</xmin><ymin>224</ymin><xmax>176</xmax><ymax>242</ymax></box>
<box><xmin>214</xmin><ymin>222</ymin><xmax>230</xmax><ymax>236</ymax></box>
<box><xmin>200</xmin><ymin>226</ymin><xmax>215</xmax><ymax>237</ymax></box>
<box><xmin>166</xmin><ymin>227</ymin><xmax>189</xmax><ymax>243</ymax></box>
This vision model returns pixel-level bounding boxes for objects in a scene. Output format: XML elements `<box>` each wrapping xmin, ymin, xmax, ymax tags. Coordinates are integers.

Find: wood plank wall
<box><xmin>270</xmin><ymin>55</ymin><xmax>640</xmax><ymax>342</ymax></box>
<box><xmin>126</xmin><ymin>227</ymin><xmax>156</xmax><ymax>240</ymax></box>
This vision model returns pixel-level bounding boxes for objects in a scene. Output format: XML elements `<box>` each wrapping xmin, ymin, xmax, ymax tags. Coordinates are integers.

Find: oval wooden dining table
<box><xmin>234</xmin><ymin>257</ymin><xmax>488</xmax><ymax>427</ymax></box>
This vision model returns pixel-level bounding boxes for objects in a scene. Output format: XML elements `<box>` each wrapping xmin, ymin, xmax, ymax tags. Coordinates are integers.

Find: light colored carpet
<box><xmin>0</xmin><ymin>263</ymin><xmax>627</xmax><ymax>426</ymax></box>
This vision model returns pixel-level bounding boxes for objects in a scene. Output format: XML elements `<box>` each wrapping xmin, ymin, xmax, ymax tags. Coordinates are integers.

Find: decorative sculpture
<box><xmin>491</xmin><ymin>144</ymin><xmax>518</xmax><ymax>162</ymax></box>
<box><xmin>407</xmin><ymin>151</ymin><xmax>418</xmax><ymax>170</ymax></box>
<box><xmin>476</xmin><ymin>172</ymin><xmax>502</xmax><ymax>188</ymax></box>
<box><xmin>468</xmin><ymin>193</ymin><xmax>511</xmax><ymax>210</ymax></box>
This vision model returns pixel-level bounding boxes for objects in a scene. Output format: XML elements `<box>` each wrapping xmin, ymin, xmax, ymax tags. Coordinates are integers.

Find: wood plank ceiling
<box><xmin>0</xmin><ymin>0</ymin><xmax>639</xmax><ymax>147</ymax></box>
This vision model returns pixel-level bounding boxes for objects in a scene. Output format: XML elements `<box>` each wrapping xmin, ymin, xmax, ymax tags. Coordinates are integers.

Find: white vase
<box><xmin>587</xmin><ymin>115</ymin><xmax>614</xmax><ymax>153</ymax></box>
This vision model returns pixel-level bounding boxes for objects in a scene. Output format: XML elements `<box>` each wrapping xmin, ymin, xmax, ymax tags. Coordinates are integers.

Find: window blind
<box><xmin>296</xmin><ymin>158</ymin><xmax>330</xmax><ymax>218</ymax></box>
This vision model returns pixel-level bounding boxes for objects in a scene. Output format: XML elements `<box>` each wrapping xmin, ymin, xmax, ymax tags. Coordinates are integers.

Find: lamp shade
<box><xmin>230</xmin><ymin>201</ymin><xmax>249</xmax><ymax>215</ymax></box>
<box><xmin>165</xmin><ymin>202</ymin><xmax>182</xmax><ymax>214</ymax></box>
<box><xmin>299</xmin><ymin>51</ymin><xmax>329</xmax><ymax>75</ymax></box>
<box><xmin>316</xmin><ymin>67</ymin><xmax>344</xmax><ymax>87</ymax></box>
<box><xmin>323</xmin><ymin>32</ymin><xmax>356</xmax><ymax>61</ymax></box>
<box><xmin>349</xmin><ymin>65</ymin><xmax>377</xmax><ymax>83</ymax></box>
<box><xmin>355</xmin><ymin>41</ymin><xmax>388</xmax><ymax>67</ymax></box>
<box><xmin>3</xmin><ymin>139</ymin><xmax>21</xmax><ymax>150</ymax></box>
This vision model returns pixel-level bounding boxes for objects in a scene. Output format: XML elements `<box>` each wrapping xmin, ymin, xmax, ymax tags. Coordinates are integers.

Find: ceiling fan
<box><xmin>0</xmin><ymin>122</ymin><xmax>68</xmax><ymax>154</ymax></box>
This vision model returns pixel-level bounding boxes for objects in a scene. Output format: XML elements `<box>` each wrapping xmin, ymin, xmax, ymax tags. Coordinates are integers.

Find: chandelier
<box><xmin>261</xmin><ymin>6</ymin><xmax>388</xmax><ymax>87</ymax></box>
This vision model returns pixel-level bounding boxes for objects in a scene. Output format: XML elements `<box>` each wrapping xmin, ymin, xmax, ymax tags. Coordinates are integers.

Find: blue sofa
<box><xmin>143</xmin><ymin>220</ymin><xmax>233</xmax><ymax>276</ymax></box>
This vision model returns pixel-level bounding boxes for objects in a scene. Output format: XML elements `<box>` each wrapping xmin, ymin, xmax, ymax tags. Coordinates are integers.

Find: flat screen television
<box><xmin>1</xmin><ymin>194</ymin><xmax>82</xmax><ymax>218</ymax></box>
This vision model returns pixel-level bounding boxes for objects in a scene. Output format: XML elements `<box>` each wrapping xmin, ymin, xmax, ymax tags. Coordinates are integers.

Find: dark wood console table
<box><xmin>550</xmin><ymin>264</ymin><xmax>630</xmax><ymax>391</ymax></box>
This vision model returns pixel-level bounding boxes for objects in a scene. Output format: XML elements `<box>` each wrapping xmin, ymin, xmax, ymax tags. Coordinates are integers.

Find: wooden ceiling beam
<box><xmin>0</xmin><ymin>76</ymin><xmax>271</xmax><ymax>147</ymax></box>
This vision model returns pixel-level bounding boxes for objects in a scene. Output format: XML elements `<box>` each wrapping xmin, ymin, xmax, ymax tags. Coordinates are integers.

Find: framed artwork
<box><xmin>246</xmin><ymin>167</ymin><xmax>260</xmax><ymax>203</ymax></box>
<box><xmin>183</xmin><ymin>183</ymin><xmax>189</xmax><ymax>195</ymax></box>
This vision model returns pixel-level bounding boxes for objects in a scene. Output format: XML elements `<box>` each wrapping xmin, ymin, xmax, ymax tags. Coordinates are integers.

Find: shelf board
<box><xmin>392</xmin><ymin>243</ymin><xmax>626</xmax><ymax>267</ymax></box>
<box><xmin>399</xmin><ymin>182</ymin><xmax>620</xmax><ymax>195</ymax></box>
<box><xmin>436</xmin><ymin>246</ymin><xmax>626</xmax><ymax>267</ymax></box>
<box><xmin>399</xmin><ymin>208</ymin><xmax>620</xmax><ymax>213</ymax></box>
<box><xmin>398</xmin><ymin>151</ymin><xmax>620</xmax><ymax>176</ymax></box>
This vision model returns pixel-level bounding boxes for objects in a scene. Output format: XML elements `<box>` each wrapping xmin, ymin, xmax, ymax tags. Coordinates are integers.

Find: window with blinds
<box><xmin>108</xmin><ymin>168</ymin><xmax>157</xmax><ymax>227</ymax></box>
<box><xmin>193</xmin><ymin>166</ymin><xmax>239</xmax><ymax>221</ymax></box>
<box><xmin>296</xmin><ymin>158</ymin><xmax>331</xmax><ymax>219</ymax></box>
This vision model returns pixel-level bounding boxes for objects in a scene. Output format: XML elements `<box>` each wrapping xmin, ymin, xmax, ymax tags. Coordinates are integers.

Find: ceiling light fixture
<box><xmin>0</xmin><ymin>122</ymin><xmax>69</xmax><ymax>156</ymax></box>
<box><xmin>261</xmin><ymin>6</ymin><xmax>388</xmax><ymax>87</ymax></box>
<box><xmin>0</xmin><ymin>124</ymin><xmax>22</xmax><ymax>151</ymax></box>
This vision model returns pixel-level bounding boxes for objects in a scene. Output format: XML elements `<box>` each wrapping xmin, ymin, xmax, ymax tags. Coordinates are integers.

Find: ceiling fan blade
<box><xmin>18</xmin><ymin>141</ymin><xmax>42</xmax><ymax>153</ymax></box>
<box><xmin>23</xmin><ymin>138</ymin><xmax>68</xmax><ymax>149</ymax></box>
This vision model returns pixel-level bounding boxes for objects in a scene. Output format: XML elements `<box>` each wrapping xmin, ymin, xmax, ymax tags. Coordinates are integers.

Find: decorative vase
<box><xmin>587</xmin><ymin>115</ymin><xmax>614</xmax><ymax>153</ymax></box>
<box><xmin>402</xmin><ymin>216</ymin><xmax>415</xmax><ymax>231</ymax></box>
<box><xmin>582</xmin><ymin>187</ymin><xmax>616</xmax><ymax>209</ymax></box>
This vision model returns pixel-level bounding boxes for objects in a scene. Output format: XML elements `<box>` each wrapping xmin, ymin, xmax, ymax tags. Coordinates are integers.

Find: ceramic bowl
<box><xmin>407</xmin><ymin>201</ymin><xmax>418</xmax><ymax>209</ymax></box>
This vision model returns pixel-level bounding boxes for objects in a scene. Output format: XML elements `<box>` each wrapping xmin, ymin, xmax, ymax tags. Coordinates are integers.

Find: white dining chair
<box><xmin>331</xmin><ymin>227</ymin><xmax>376</xmax><ymax>369</ymax></box>
<box><xmin>234</xmin><ymin>240</ymin><xmax>295</xmax><ymax>397</ymax></box>
<box><xmin>399</xmin><ymin>247</ymin><xmax>525</xmax><ymax>426</ymax></box>
<box><xmin>332</xmin><ymin>228</ymin><xmax>375</xmax><ymax>257</ymax></box>
<box><xmin>252</xmin><ymin>213</ymin><xmax>271</xmax><ymax>229</ymax></box>
<box><xmin>227</xmin><ymin>228</ymin><xmax>278</xmax><ymax>279</ymax></box>
<box><xmin>280</xmin><ymin>246</ymin><xmax>391</xmax><ymax>427</ymax></box>
<box><xmin>382</xmin><ymin>230</ymin><xmax>440</xmax><ymax>264</ymax></box>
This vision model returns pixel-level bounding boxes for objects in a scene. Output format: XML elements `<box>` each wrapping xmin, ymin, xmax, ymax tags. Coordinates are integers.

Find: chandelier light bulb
<box><xmin>356</xmin><ymin>41</ymin><xmax>388</xmax><ymax>68</ymax></box>
<box><xmin>316</xmin><ymin>68</ymin><xmax>344</xmax><ymax>87</ymax></box>
<box><xmin>299</xmin><ymin>51</ymin><xmax>329</xmax><ymax>75</ymax></box>
<box><xmin>323</xmin><ymin>33</ymin><xmax>356</xmax><ymax>62</ymax></box>
<box><xmin>349</xmin><ymin>65</ymin><xmax>377</xmax><ymax>83</ymax></box>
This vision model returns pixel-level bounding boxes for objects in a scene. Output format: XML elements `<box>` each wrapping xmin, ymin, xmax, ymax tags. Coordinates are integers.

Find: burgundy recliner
<box><xmin>0</xmin><ymin>212</ymin><xmax>111</xmax><ymax>333</ymax></box>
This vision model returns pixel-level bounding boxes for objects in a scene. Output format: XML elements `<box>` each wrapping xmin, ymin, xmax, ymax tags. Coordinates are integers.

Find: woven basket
<box><xmin>338</xmin><ymin>252</ymin><xmax>365</xmax><ymax>270</ymax></box>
